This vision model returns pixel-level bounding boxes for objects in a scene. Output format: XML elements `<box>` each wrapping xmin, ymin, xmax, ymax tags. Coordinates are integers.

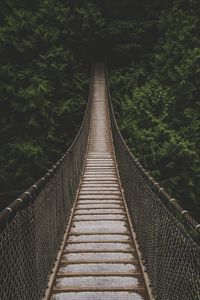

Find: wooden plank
<box><xmin>57</xmin><ymin>272</ymin><xmax>141</xmax><ymax>277</ymax></box>
<box><xmin>74</xmin><ymin>212</ymin><xmax>126</xmax><ymax>215</ymax></box>
<box><xmin>66</xmin><ymin>240</ymin><xmax>132</xmax><ymax>244</ymax></box>
<box><xmin>73</xmin><ymin>219</ymin><xmax>126</xmax><ymax>222</ymax></box>
<box><xmin>60</xmin><ymin>259</ymin><xmax>137</xmax><ymax>264</ymax></box>
<box><xmin>53</xmin><ymin>286</ymin><xmax>145</xmax><ymax>293</ymax></box>
<box><xmin>68</xmin><ymin>232</ymin><xmax>130</xmax><ymax>236</ymax></box>
<box><xmin>63</xmin><ymin>249</ymin><xmax>135</xmax><ymax>254</ymax></box>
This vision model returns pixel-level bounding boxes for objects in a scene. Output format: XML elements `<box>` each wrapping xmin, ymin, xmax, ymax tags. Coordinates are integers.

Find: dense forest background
<box><xmin>0</xmin><ymin>0</ymin><xmax>199</xmax><ymax>220</ymax></box>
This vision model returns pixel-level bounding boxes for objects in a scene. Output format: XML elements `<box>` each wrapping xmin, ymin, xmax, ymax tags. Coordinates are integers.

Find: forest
<box><xmin>0</xmin><ymin>0</ymin><xmax>199</xmax><ymax>220</ymax></box>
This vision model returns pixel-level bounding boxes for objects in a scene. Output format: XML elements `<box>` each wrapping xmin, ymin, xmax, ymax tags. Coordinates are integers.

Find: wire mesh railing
<box><xmin>106</xmin><ymin>65</ymin><xmax>200</xmax><ymax>300</ymax></box>
<box><xmin>0</xmin><ymin>64</ymin><xmax>94</xmax><ymax>300</ymax></box>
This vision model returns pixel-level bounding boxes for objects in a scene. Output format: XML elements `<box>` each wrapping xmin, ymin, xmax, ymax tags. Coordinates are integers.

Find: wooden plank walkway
<box><xmin>49</xmin><ymin>63</ymin><xmax>150</xmax><ymax>300</ymax></box>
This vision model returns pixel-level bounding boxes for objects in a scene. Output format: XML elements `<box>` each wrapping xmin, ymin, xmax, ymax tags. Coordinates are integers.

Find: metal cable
<box><xmin>105</xmin><ymin>64</ymin><xmax>200</xmax><ymax>300</ymax></box>
<box><xmin>0</xmin><ymin>64</ymin><xmax>94</xmax><ymax>300</ymax></box>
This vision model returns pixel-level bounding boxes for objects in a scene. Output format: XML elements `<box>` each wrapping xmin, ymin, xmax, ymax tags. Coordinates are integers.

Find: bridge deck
<box><xmin>50</xmin><ymin>64</ymin><xmax>149</xmax><ymax>300</ymax></box>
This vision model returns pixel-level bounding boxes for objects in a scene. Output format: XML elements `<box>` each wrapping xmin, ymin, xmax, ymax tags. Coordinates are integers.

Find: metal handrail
<box><xmin>105</xmin><ymin>63</ymin><xmax>200</xmax><ymax>300</ymax></box>
<box><xmin>0</xmin><ymin>62</ymin><xmax>94</xmax><ymax>300</ymax></box>
<box><xmin>105</xmin><ymin>63</ymin><xmax>200</xmax><ymax>237</ymax></box>
<box><xmin>0</xmin><ymin>62</ymin><xmax>94</xmax><ymax>233</ymax></box>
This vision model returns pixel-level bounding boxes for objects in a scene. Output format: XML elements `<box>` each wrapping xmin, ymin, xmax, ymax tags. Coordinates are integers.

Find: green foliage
<box><xmin>0</xmin><ymin>0</ymin><xmax>199</xmax><ymax>222</ymax></box>
<box><xmin>109</xmin><ymin>0</ymin><xmax>200</xmax><ymax>220</ymax></box>
<box><xmin>0</xmin><ymin>0</ymin><xmax>96</xmax><ymax>208</ymax></box>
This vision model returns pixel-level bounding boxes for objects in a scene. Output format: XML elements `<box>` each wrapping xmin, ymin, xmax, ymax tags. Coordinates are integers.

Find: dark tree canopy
<box><xmin>0</xmin><ymin>0</ymin><xmax>199</xmax><ymax>220</ymax></box>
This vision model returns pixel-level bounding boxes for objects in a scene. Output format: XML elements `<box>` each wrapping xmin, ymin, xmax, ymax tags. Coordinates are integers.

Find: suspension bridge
<box><xmin>0</xmin><ymin>63</ymin><xmax>199</xmax><ymax>300</ymax></box>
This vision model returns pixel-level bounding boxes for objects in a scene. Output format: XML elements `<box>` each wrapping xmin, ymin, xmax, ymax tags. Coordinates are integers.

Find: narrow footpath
<box><xmin>50</xmin><ymin>63</ymin><xmax>149</xmax><ymax>300</ymax></box>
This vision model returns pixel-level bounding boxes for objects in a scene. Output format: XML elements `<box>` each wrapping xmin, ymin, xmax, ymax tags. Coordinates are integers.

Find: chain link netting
<box><xmin>106</xmin><ymin>65</ymin><xmax>200</xmax><ymax>300</ymax></box>
<box><xmin>0</xmin><ymin>65</ymin><xmax>94</xmax><ymax>300</ymax></box>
